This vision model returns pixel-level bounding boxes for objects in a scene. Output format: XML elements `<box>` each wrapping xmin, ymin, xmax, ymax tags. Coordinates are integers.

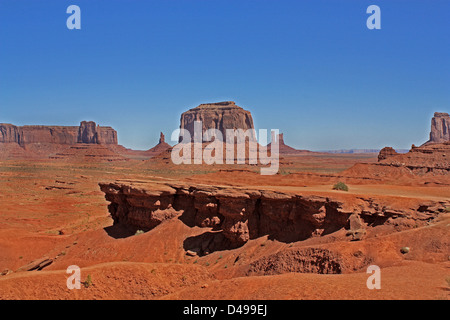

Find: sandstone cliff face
<box><xmin>99</xmin><ymin>181</ymin><xmax>449</xmax><ymax>253</ymax></box>
<box><xmin>97</xmin><ymin>127</ymin><xmax>118</xmax><ymax>145</ymax></box>
<box><xmin>19</xmin><ymin>125</ymin><xmax>79</xmax><ymax>145</ymax></box>
<box><xmin>0</xmin><ymin>124</ymin><xmax>20</xmax><ymax>143</ymax></box>
<box><xmin>428</xmin><ymin>112</ymin><xmax>450</xmax><ymax>144</ymax></box>
<box><xmin>179</xmin><ymin>101</ymin><xmax>255</xmax><ymax>142</ymax></box>
<box><xmin>78</xmin><ymin>121</ymin><xmax>98</xmax><ymax>144</ymax></box>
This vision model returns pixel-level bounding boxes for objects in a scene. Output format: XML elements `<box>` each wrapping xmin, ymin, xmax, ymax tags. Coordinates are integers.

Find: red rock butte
<box><xmin>179</xmin><ymin>101</ymin><xmax>255</xmax><ymax>142</ymax></box>
<box><xmin>426</xmin><ymin>112</ymin><xmax>450</xmax><ymax>145</ymax></box>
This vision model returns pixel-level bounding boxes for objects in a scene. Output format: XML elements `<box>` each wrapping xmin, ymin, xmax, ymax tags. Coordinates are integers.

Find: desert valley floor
<box><xmin>0</xmin><ymin>152</ymin><xmax>448</xmax><ymax>300</ymax></box>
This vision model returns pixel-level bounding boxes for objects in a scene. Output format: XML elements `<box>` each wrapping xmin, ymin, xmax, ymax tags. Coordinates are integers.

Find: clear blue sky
<box><xmin>1</xmin><ymin>0</ymin><xmax>449</xmax><ymax>150</ymax></box>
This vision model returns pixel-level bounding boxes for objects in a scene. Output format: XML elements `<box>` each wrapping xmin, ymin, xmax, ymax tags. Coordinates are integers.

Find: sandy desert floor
<box><xmin>0</xmin><ymin>154</ymin><xmax>448</xmax><ymax>300</ymax></box>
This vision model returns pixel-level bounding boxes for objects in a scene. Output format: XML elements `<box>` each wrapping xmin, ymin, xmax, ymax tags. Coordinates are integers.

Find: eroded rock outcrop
<box><xmin>145</xmin><ymin>132</ymin><xmax>171</xmax><ymax>157</ymax></box>
<box><xmin>267</xmin><ymin>133</ymin><xmax>311</xmax><ymax>155</ymax></box>
<box><xmin>99</xmin><ymin>180</ymin><xmax>449</xmax><ymax>253</ymax></box>
<box><xmin>376</xmin><ymin>143</ymin><xmax>450</xmax><ymax>174</ymax></box>
<box><xmin>109</xmin><ymin>132</ymin><xmax>172</xmax><ymax>160</ymax></box>
<box><xmin>247</xmin><ymin>247</ymin><xmax>345</xmax><ymax>275</ymax></box>
<box><xmin>374</xmin><ymin>112</ymin><xmax>450</xmax><ymax>174</ymax></box>
<box><xmin>378</xmin><ymin>147</ymin><xmax>398</xmax><ymax>161</ymax></box>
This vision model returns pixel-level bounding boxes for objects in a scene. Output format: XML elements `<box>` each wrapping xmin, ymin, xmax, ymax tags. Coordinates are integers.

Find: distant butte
<box><xmin>145</xmin><ymin>132</ymin><xmax>172</xmax><ymax>157</ymax></box>
<box><xmin>267</xmin><ymin>133</ymin><xmax>313</xmax><ymax>155</ymax></box>
<box><xmin>0</xmin><ymin>121</ymin><xmax>117</xmax><ymax>146</ymax></box>
<box><xmin>0</xmin><ymin>121</ymin><xmax>124</xmax><ymax>161</ymax></box>
<box><xmin>0</xmin><ymin>120</ymin><xmax>174</xmax><ymax>161</ymax></box>
<box><xmin>425</xmin><ymin>112</ymin><xmax>450</xmax><ymax>145</ymax></box>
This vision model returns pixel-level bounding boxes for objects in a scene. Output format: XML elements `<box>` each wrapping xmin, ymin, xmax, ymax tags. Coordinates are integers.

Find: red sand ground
<box><xmin>0</xmin><ymin>155</ymin><xmax>449</xmax><ymax>300</ymax></box>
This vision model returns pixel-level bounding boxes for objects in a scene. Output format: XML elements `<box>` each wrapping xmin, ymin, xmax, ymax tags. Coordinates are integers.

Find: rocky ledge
<box><xmin>99</xmin><ymin>180</ymin><xmax>449</xmax><ymax>254</ymax></box>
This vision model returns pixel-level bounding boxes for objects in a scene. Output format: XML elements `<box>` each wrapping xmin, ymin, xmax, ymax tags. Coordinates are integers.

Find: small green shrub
<box><xmin>333</xmin><ymin>182</ymin><xmax>349</xmax><ymax>191</ymax></box>
<box><xmin>135</xmin><ymin>230</ymin><xmax>144</xmax><ymax>236</ymax></box>
<box><xmin>84</xmin><ymin>274</ymin><xmax>92</xmax><ymax>288</ymax></box>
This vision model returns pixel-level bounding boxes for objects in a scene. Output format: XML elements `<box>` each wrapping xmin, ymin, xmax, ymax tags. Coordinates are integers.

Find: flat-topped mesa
<box><xmin>16</xmin><ymin>125</ymin><xmax>78</xmax><ymax>146</ymax></box>
<box><xmin>78</xmin><ymin>121</ymin><xmax>118</xmax><ymax>145</ymax></box>
<box><xmin>427</xmin><ymin>112</ymin><xmax>450</xmax><ymax>144</ymax></box>
<box><xmin>0</xmin><ymin>121</ymin><xmax>118</xmax><ymax>146</ymax></box>
<box><xmin>179</xmin><ymin>101</ymin><xmax>255</xmax><ymax>142</ymax></box>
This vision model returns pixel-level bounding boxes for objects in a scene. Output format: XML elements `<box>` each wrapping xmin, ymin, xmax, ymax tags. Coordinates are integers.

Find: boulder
<box><xmin>16</xmin><ymin>257</ymin><xmax>53</xmax><ymax>272</ymax></box>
